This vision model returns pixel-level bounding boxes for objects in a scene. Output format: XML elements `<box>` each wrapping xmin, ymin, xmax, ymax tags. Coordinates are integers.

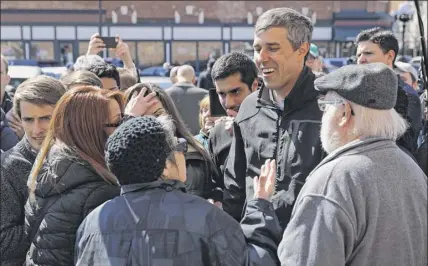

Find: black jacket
<box><xmin>75</xmin><ymin>179</ymin><xmax>282</xmax><ymax>266</ymax></box>
<box><xmin>396</xmin><ymin>78</ymin><xmax>423</xmax><ymax>159</ymax></box>
<box><xmin>208</xmin><ymin>121</ymin><xmax>233</xmax><ymax>202</ymax></box>
<box><xmin>223</xmin><ymin>67</ymin><xmax>325</xmax><ymax>230</ymax></box>
<box><xmin>197</xmin><ymin>69</ymin><xmax>215</xmax><ymax>90</ymax></box>
<box><xmin>184</xmin><ymin>144</ymin><xmax>214</xmax><ymax>199</ymax></box>
<box><xmin>24</xmin><ymin>144</ymin><xmax>119</xmax><ymax>266</ymax></box>
<box><xmin>1</xmin><ymin>108</ymin><xmax>19</xmax><ymax>152</ymax></box>
<box><xmin>1</xmin><ymin>138</ymin><xmax>37</xmax><ymax>266</ymax></box>
<box><xmin>2</xmin><ymin>91</ymin><xmax>13</xmax><ymax>114</ymax></box>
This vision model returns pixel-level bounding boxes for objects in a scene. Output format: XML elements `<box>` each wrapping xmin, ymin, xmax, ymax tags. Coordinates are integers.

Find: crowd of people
<box><xmin>1</xmin><ymin>6</ymin><xmax>427</xmax><ymax>266</ymax></box>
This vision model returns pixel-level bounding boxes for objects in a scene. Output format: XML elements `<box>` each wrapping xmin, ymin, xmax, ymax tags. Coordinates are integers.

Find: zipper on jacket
<box><xmin>273</xmin><ymin>109</ymin><xmax>283</xmax><ymax>192</ymax></box>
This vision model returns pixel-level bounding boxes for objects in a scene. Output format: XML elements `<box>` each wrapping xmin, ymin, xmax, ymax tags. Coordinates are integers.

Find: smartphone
<box><xmin>98</xmin><ymin>36</ymin><xmax>118</xmax><ymax>49</ymax></box>
<box><xmin>209</xmin><ymin>88</ymin><xmax>227</xmax><ymax>117</ymax></box>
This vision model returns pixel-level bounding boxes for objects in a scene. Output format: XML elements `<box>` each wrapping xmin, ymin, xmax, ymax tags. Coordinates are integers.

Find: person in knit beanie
<box><xmin>75</xmin><ymin>115</ymin><xmax>282</xmax><ymax>266</ymax></box>
<box><xmin>105</xmin><ymin>115</ymin><xmax>171</xmax><ymax>184</ymax></box>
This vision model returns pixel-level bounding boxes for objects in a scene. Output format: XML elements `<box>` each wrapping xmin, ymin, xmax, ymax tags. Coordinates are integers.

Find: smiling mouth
<box><xmin>261</xmin><ymin>68</ymin><xmax>275</xmax><ymax>75</ymax></box>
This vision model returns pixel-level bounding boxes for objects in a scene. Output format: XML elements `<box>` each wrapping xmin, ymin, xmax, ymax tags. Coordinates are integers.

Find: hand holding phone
<box><xmin>209</xmin><ymin>89</ymin><xmax>227</xmax><ymax>117</ymax></box>
<box><xmin>98</xmin><ymin>36</ymin><xmax>118</xmax><ymax>49</ymax></box>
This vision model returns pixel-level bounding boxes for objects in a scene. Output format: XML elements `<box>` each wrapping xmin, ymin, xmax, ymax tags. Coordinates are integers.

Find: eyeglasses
<box><xmin>317</xmin><ymin>97</ymin><xmax>355</xmax><ymax>115</ymax></box>
<box><xmin>174</xmin><ymin>138</ymin><xmax>188</xmax><ymax>154</ymax></box>
<box><xmin>104</xmin><ymin>113</ymin><xmax>124</xmax><ymax>128</ymax></box>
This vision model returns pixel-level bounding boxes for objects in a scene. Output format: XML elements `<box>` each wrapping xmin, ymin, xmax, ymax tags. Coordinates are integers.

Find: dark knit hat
<box><xmin>105</xmin><ymin>116</ymin><xmax>168</xmax><ymax>185</ymax></box>
<box><xmin>314</xmin><ymin>62</ymin><xmax>398</xmax><ymax>110</ymax></box>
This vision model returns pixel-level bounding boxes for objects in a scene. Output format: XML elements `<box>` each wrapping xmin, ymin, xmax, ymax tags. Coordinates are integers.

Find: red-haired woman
<box><xmin>24</xmin><ymin>86</ymin><xmax>125</xmax><ymax>265</ymax></box>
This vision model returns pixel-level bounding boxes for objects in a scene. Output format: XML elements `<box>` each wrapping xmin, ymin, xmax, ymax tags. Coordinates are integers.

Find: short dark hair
<box><xmin>211</xmin><ymin>52</ymin><xmax>258</xmax><ymax>90</ymax></box>
<box><xmin>87</xmin><ymin>63</ymin><xmax>120</xmax><ymax>88</ymax></box>
<box><xmin>355</xmin><ymin>27</ymin><xmax>399</xmax><ymax>64</ymax></box>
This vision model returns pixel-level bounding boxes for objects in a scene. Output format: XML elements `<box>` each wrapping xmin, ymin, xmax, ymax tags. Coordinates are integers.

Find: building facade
<box><xmin>0</xmin><ymin>1</ymin><xmax>393</xmax><ymax>71</ymax></box>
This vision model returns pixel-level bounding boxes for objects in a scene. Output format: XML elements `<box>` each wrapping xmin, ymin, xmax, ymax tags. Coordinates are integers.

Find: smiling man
<box><xmin>222</xmin><ymin>8</ymin><xmax>325</xmax><ymax>229</ymax></box>
<box><xmin>1</xmin><ymin>75</ymin><xmax>66</xmax><ymax>265</ymax></box>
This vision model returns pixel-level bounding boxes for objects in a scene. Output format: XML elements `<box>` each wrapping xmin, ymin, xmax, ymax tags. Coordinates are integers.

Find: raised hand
<box><xmin>86</xmin><ymin>33</ymin><xmax>105</xmax><ymax>55</ymax></box>
<box><xmin>253</xmin><ymin>159</ymin><xmax>276</xmax><ymax>200</ymax></box>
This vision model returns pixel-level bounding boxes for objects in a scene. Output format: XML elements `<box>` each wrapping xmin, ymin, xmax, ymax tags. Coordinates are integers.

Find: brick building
<box><xmin>0</xmin><ymin>1</ymin><xmax>393</xmax><ymax>71</ymax></box>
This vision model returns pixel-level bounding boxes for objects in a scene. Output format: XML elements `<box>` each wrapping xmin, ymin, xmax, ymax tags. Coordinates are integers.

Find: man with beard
<box><xmin>208</xmin><ymin>52</ymin><xmax>259</xmax><ymax>203</ymax></box>
<box><xmin>222</xmin><ymin>8</ymin><xmax>325</xmax><ymax>228</ymax></box>
<box><xmin>241</xmin><ymin>63</ymin><xmax>427</xmax><ymax>266</ymax></box>
<box><xmin>1</xmin><ymin>76</ymin><xmax>66</xmax><ymax>266</ymax></box>
<box><xmin>272</xmin><ymin>63</ymin><xmax>427</xmax><ymax>265</ymax></box>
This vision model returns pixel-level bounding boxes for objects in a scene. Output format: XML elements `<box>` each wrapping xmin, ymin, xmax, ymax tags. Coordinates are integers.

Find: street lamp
<box><xmin>394</xmin><ymin>2</ymin><xmax>415</xmax><ymax>56</ymax></box>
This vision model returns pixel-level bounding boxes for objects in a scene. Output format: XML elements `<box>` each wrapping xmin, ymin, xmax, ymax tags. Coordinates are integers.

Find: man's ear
<box><xmin>387</xmin><ymin>50</ymin><xmax>396</xmax><ymax>66</ymax></box>
<box><xmin>339</xmin><ymin>103</ymin><xmax>353</xmax><ymax>127</ymax></box>
<box><xmin>298</xmin><ymin>42</ymin><xmax>310</xmax><ymax>60</ymax></box>
<box><xmin>251</xmin><ymin>78</ymin><xmax>258</xmax><ymax>92</ymax></box>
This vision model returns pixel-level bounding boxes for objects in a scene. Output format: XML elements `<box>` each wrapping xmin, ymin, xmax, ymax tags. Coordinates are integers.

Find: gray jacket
<box><xmin>278</xmin><ymin>137</ymin><xmax>427</xmax><ymax>266</ymax></box>
<box><xmin>166</xmin><ymin>82</ymin><xmax>208</xmax><ymax>135</ymax></box>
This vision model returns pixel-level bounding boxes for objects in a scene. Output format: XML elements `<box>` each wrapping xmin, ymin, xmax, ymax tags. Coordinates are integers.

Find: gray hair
<box><xmin>328</xmin><ymin>92</ymin><xmax>408</xmax><ymax>141</ymax></box>
<box><xmin>255</xmin><ymin>8</ymin><xmax>313</xmax><ymax>50</ymax></box>
<box><xmin>60</xmin><ymin>69</ymin><xmax>103</xmax><ymax>89</ymax></box>
<box><xmin>155</xmin><ymin>114</ymin><xmax>179</xmax><ymax>166</ymax></box>
<box><xmin>74</xmin><ymin>55</ymin><xmax>105</xmax><ymax>71</ymax></box>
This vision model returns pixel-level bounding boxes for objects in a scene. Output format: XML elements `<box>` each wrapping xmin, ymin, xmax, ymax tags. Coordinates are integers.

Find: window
<box><xmin>172</xmin><ymin>42</ymin><xmax>196</xmax><ymax>66</ymax></box>
<box><xmin>137</xmin><ymin>41</ymin><xmax>164</xmax><ymax>68</ymax></box>
<box><xmin>79</xmin><ymin>41</ymin><xmax>89</xmax><ymax>56</ymax></box>
<box><xmin>230</xmin><ymin>41</ymin><xmax>253</xmax><ymax>59</ymax></box>
<box><xmin>1</xmin><ymin>41</ymin><xmax>25</xmax><ymax>60</ymax></box>
<box><xmin>30</xmin><ymin>42</ymin><xmax>54</xmax><ymax>60</ymax></box>
<box><xmin>197</xmin><ymin>42</ymin><xmax>222</xmax><ymax>72</ymax></box>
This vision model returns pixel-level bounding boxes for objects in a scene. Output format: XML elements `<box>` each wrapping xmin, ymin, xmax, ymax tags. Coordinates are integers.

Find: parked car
<box><xmin>140</xmin><ymin>66</ymin><xmax>167</xmax><ymax>77</ymax></box>
<box><xmin>8</xmin><ymin>65</ymin><xmax>42</xmax><ymax>91</ymax></box>
<box><xmin>139</xmin><ymin>76</ymin><xmax>172</xmax><ymax>89</ymax></box>
<box><xmin>322</xmin><ymin>58</ymin><xmax>348</xmax><ymax>68</ymax></box>
<box><xmin>41</xmin><ymin>66</ymin><xmax>67</xmax><ymax>79</ymax></box>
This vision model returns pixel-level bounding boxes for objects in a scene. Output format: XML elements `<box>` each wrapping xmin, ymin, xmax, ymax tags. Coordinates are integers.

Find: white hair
<box><xmin>74</xmin><ymin>55</ymin><xmax>105</xmax><ymax>71</ymax></box>
<box><xmin>155</xmin><ymin>114</ymin><xmax>177</xmax><ymax>152</ymax></box>
<box><xmin>327</xmin><ymin>91</ymin><xmax>408</xmax><ymax>141</ymax></box>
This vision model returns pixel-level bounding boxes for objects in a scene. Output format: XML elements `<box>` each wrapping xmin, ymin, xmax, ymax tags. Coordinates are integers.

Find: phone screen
<box><xmin>209</xmin><ymin>89</ymin><xmax>227</xmax><ymax>117</ymax></box>
<box><xmin>98</xmin><ymin>37</ymin><xmax>118</xmax><ymax>49</ymax></box>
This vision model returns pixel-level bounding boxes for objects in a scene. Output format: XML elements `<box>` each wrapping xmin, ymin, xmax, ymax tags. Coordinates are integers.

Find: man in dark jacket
<box><xmin>355</xmin><ymin>27</ymin><xmax>423</xmax><ymax>160</ymax></box>
<box><xmin>197</xmin><ymin>59</ymin><xmax>216</xmax><ymax>90</ymax></box>
<box><xmin>1</xmin><ymin>107</ymin><xmax>19</xmax><ymax>152</ymax></box>
<box><xmin>223</xmin><ymin>8</ymin><xmax>325</xmax><ymax>230</ymax></box>
<box><xmin>1</xmin><ymin>54</ymin><xmax>13</xmax><ymax>114</ymax></box>
<box><xmin>0</xmin><ymin>76</ymin><xmax>66</xmax><ymax>266</ymax></box>
<box><xmin>75</xmin><ymin>116</ymin><xmax>282</xmax><ymax>265</ymax></box>
<box><xmin>166</xmin><ymin>65</ymin><xmax>208</xmax><ymax>135</ymax></box>
<box><xmin>208</xmin><ymin>52</ymin><xmax>259</xmax><ymax>203</ymax></box>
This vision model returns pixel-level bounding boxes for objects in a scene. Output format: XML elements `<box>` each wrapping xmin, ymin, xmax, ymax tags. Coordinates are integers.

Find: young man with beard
<box><xmin>0</xmin><ymin>75</ymin><xmax>66</xmax><ymax>266</ymax></box>
<box><xmin>261</xmin><ymin>63</ymin><xmax>426</xmax><ymax>265</ymax></box>
<box><xmin>355</xmin><ymin>27</ymin><xmax>422</xmax><ymax>160</ymax></box>
<box><xmin>223</xmin><ymin>8</ymin><xmax>325</xmax><ymax>228</ymax></box>
<box><xmin>208</xmin><ymin>52</ymin><xmax>259</xmax><ymax>203</ymax></box>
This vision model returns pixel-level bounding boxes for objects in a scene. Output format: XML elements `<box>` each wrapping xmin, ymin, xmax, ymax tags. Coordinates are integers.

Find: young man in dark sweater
<box><xmin>208</xmin><ymin>52</ymin><xmax>259</xmax><ymax>204</ymax></box>
<box><xmin>1</xmin><ymin>75</ymin><xmax>66</xmax><ymax>266</ymax></box>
